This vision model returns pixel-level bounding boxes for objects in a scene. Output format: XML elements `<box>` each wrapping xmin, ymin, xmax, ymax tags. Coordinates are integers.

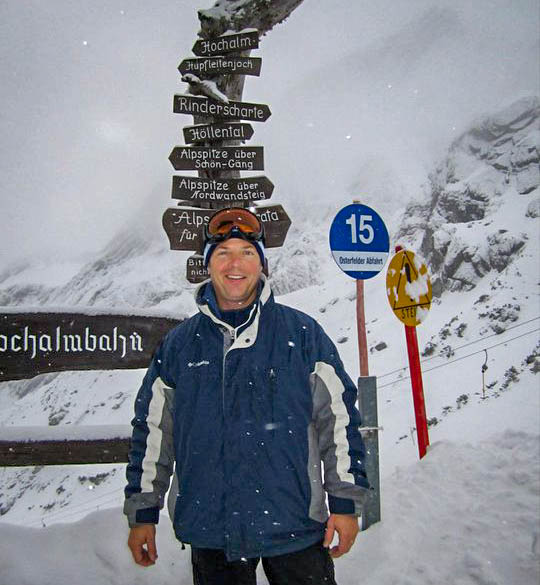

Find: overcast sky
<box><xmin>0</xmin><ymin>0</ymin><xmax>538</xmax><ymax>264</ymax></box>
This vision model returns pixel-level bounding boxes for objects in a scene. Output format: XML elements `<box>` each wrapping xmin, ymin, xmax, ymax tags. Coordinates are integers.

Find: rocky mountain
<box><xmin>396</xmin><ymin>96</ymin><xmax>539</xmax><ymax>295</ymax></box>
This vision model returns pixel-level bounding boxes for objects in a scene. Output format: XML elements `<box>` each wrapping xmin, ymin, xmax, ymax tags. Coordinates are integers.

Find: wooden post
<box><xmin>353</xmin><ymin>199</ymin><xmax>369</xmax><ymax>377</ymax></box>
<box><xmin>356</xmin><ymin>279</ymin><xmax>369</xmax><ymax>377</ymax></box>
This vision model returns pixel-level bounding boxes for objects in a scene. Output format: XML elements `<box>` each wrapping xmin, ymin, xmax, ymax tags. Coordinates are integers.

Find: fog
<box><xmin>0</xmin><ymin>0</ymin><xmax>538</xmax><ymax>262</ymax></box>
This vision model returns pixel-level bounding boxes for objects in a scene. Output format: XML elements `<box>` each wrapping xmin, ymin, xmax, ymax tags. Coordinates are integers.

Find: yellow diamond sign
<box><xmin>386</xmin><ymin>250</ymin><xmax>432</xmax><ymax>326</ymax></box>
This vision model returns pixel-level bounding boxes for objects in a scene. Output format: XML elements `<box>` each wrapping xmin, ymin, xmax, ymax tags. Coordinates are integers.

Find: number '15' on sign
<box><xmin>346</xmin><ymin>213</ymin><xmax>375</xmax><ymax>244</ymax></box>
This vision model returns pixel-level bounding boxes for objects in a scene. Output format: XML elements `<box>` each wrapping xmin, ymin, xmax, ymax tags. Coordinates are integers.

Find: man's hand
<box><xmin>128</xmin><ymin>524</ymin><xmax>158</xmax><ymax>567</ymax></box>
<box><xmin>323</xmin><ymin>514</ymin><xmax>359</xmax><ymax>558</ymax></box>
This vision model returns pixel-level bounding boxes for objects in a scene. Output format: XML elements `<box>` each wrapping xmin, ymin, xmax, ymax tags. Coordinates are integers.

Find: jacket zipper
<box><xmin>222</xmin><ymin>327</ymin><xmax>236</xmax><ymax>415</ymax></box>
<box><xmin>269</xmin><ymin>367</ymin><xmax>277</xmax><ymax>437</ymax></box>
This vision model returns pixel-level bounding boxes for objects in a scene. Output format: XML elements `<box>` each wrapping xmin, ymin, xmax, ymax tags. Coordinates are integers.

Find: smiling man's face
<box><xmin>208</xmin><ymin>238</ymin><xmax>262</xmax><ymax>311</ymax></box>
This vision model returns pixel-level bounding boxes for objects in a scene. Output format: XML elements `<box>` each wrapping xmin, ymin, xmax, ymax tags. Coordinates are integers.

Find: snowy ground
<box><xmin>1</xmin><ymin>399</ymin><xmax>538</xmax><ymax>585</ymax></box>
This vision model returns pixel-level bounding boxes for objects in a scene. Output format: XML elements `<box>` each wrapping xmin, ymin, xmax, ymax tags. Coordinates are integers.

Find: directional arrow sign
<box><xmin>162</xmin><ymin>208</ymin><xmax>212</xmax><ymax>251</ymax></box>
<box><xmin>162</xmin><ymin>204</ymin><xmax>291</xmax><ymax>252</ymax></box>
<box><xmin>179</xmin><ymin>56</ymin><xmax>262</xmax><ymax>77</ymax></box>
<box><xmin>183</xmin><ymin>122</ymin><xmax>254</xmax><ymax>144</ymax></box>
<box><xmin>172</xmin><ymin>175</ymin><xmax>274</xmax><ymax>204</ymax></box>
<box><xmin>174</xmin><ymin>95</ymin><xmax>271</xmax><ymax>122</ymax></box>
<box><xmin>192</xmin><ymin>30</ymin><xmax>259</xmax><ymax>56</ymax></box>
<box><xmin>255</xmin><ymin>204</ymin><xmax>292</xmax><ymax>249</ymax></box>
<box><xmin>186</xmin><ymin>255</ymin><xmax>208</xmax><ymax>284</ymax></box>
<box><xmin>169</xmin><ymin>146</ymin><xmax>264</xmax><ymax>171</ymax></box>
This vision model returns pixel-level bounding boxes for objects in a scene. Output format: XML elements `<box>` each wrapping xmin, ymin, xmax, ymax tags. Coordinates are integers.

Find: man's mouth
<box><xmin>226</xmin><ymin>275</ymin><xmax>245</xmax><ymax>280</ymax></box>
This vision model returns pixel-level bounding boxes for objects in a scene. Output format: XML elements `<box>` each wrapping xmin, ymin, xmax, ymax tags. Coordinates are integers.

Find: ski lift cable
<box><xmin>23</xmin><ymin>486</ymin><xmax>124</xmax><ymax>527</ymax></box>
<box><xmin>378</xmin><ymin>327</ymin><xmax>539</xmax><ymax>389</ymax></box>
<box><xmin>377</xmin><ymin>316</ymin><xmax>540</xmax><ymax>380</ymax></box>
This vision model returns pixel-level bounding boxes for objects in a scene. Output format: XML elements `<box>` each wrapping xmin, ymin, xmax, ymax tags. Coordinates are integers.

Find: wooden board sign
<box><xmin>173</xmin><ymin>95</ymin><xmax>271</xmax><ymax>122</ymax></box>
<box><xmin>0</xmin><ymin>312</ymin><xmax>181</xmax><ymax>382</ymax></box>
<box><xmin>169</xmin><ymin>146</ymin><xmax>264</xmax><ymax>171</ymax></box>
<box><xmin>171</xmin><ymin>175</ymin><xmax>274</xmax><ymax>205</ymax></box>
<box><xmin>186</xmin><ymin>255</ymin><xmax>208</xmax><ymax>284</ymax></box>
<box><xmin>162</xmin><ymin>204</ymin><xmax>291</xmax><ymax>252</ymax></box>
<box><xmin>192</xmin><ymin>30</ymin><xmax>259</xmax><ymax>57</ymax></box>
<box><xmin>179</xmin><ymin>56</ymin><xmax>262</xmax><ymax>77</ymax></box>
<box><xmin>183</xmin><ymin>122</ymin><xmax>254</xmax><ymax>144</ymax></box>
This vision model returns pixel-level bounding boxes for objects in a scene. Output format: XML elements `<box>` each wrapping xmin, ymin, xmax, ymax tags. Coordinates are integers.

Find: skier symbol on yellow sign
<box><xmin>386</xmin><ymin>249</ymin><xmax>432</xmax><ymax>326</ymax></box>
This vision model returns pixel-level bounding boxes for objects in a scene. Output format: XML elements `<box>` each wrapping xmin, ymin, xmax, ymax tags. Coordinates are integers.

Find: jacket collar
<box><xmin>195</xmin><ymin>276</ymin><xmax>272</xmax><ymax>350</ymax></box>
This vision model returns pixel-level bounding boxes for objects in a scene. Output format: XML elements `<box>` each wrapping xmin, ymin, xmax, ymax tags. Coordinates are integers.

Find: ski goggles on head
<box><xmin>203</xmin><ymin>207</ymin><xmax>264</xmax><ymax>244</ymax></box>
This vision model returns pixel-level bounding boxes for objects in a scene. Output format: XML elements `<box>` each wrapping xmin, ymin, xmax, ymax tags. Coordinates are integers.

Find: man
<box><xmin>124</xmin><ymin>207</ymin><xmax>369</xmax><ymax>584</ymax></box>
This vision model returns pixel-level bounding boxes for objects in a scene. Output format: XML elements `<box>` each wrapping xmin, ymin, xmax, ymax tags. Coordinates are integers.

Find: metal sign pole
<box><xmin>404</xmin><ymin>324</ymin><xmax>430</xmax><ymax>458</ymax></box>
<box><xmin>357</xmin><ymin>375</ymin><xmax>381</xmax><ymax>529</ymax></box>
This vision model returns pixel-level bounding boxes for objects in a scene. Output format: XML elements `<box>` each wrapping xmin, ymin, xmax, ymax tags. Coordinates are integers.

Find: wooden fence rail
<box><xmin>0</xmin><ymin>437</ymin><xmax>130</xmax><ymax>466</ymax></box>
<box><xmin>0</xmin><ymin>426</ymin><xmax>132</xmax><ymax>467</ymax></box>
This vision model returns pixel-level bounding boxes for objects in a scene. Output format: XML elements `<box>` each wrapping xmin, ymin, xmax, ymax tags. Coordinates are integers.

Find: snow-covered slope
<box><xmin>1</xmin><ymin>428</ymin><xmax>539</xmax><ymax>585</ymax></box>
<box><xmin>0</xmin><ymin>97</ymin><xmax>538</xmax><ymax>584</ymax></box>
<box><xmin>397</xmin><ymin>96</ymin><xmax>539</xmax><ymax>295</ymax></box>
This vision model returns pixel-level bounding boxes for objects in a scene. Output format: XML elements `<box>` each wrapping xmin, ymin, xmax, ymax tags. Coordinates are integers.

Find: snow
<box><xmin>0</xmin><ymin>424</ymin><xmax>131</xmax><ymax>442</ymax></box>
<box><xmin>0</xmin><ymin>304</ymin><xmax>181</xmax><ymax>319</ymax></box>
<box><xmin>0</xmin><ymin>260</ymin><xmax>87</xmax><ymax>289</ymax></box>
<box><xmin>1</xmin><ymin>427</ymin><xmax>538</xmax><ymax>584</ymax></box>
<box><xmin>0</xmin><ymin>0</ymin><xmax>538</xmax><ymax>583</ymax></box>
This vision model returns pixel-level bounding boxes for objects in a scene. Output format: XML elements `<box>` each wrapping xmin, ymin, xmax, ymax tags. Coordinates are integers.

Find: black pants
<box><xmin>191</xmin><ymin>541</ymin><xmax>337</xmax><ymax>585</ymax></box>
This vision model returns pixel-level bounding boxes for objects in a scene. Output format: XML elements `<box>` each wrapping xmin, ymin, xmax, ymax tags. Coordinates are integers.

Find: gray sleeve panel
<box><xmin>167</xmin><ymin>468</ymin><xmax>179</xmax><ymax>522</ymax></box>
<box><xmin>310</xmin><ymin>362</ymin><xmax>367</xmax><ymax>515</ymax></box>
<box><xmin>306</xmin><ymin>422</ymin><xmax>328</xmax><ymax>523</ymax></box>
<box><xmin>124</xmin><ymin>381</ymin><xmax>175</xmax><ymax>526</ymax></box>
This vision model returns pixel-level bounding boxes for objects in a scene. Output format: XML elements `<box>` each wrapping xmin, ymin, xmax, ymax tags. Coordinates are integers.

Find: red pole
<box><xmin>356</xmin><ymin>279</ymin><xmax>369</xmax><ymax>377</ymax></box>
<box><xmin>404</xmin><ymin>324</ymin><xmax>429</xmax><ymax>458</ymax></box>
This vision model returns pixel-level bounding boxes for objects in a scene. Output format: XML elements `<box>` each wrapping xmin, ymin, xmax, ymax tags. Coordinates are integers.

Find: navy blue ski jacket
<box><xmin>124</xmin><ymin>277</ymin><xmax>369</xmax><ymax>561</ymax></box>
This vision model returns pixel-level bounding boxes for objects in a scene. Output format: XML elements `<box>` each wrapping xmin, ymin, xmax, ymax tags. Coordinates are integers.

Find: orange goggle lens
<box><xmin>207</xmin><ymin>208</ymin><xmax>262</xmax><ymax>237</ymax></box>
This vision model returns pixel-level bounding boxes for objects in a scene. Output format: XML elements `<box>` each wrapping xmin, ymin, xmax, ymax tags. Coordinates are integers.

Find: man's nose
<box><xmin>226</xmin><ymin>253</ymin><xmax>243</xmax><ymax>267</ymax></box>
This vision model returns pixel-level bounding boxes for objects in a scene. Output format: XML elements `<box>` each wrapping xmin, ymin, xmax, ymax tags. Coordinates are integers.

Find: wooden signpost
<box><xmin>179</xmin><ymin>56</ymin><xmax>262</xmax><ymax>77</ymax></box>
<box><xmin>168</xmin><ymin>26</ymin><xmax>291</xmax><ymax>284</ymax></box>
<box><xmin>172</xmin><ymin>175</ymin><xmax>274</xmax><ymax>205</ymax></box>
<box><xmin>183</xmin><ymin>122</ymin><xmax>254</xmax><ymax>144</ymax></box>
<box><xmin>186</xmin><ymin>255</ymin><xmax>208</xmax><ymax>284</ymax></box>
<box><xmin>168</xmin><ymin>146</ymin><xmax>264</xmax><ymax>171</ymax></box>
<box><xmin>192</xmin><ymin>30</ymin><xmax>259</xmax><ymax>56</ymax></box>
<box><xmin>162</xmin><ymin>204</ymin><xmax>291</xmax><ymax>252</ymax></box>
<box><xmin>173</xmin><ymin>95</ymin><xmax>271</xmax><ymax>122</ymax></box>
